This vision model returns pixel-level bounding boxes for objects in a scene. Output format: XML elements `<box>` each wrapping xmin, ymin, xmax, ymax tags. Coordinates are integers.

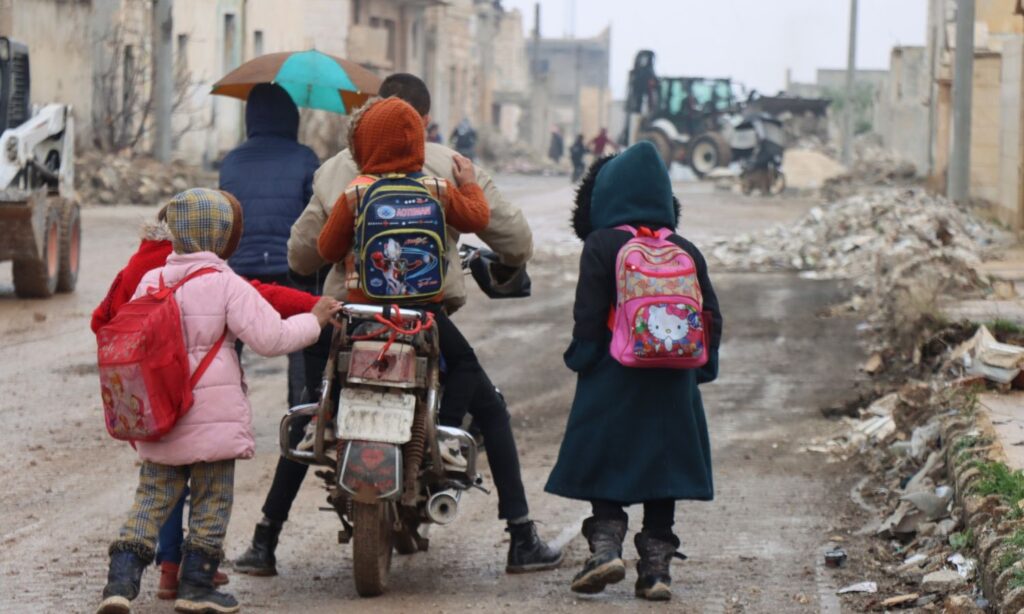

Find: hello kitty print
<box><xmin>608</xmin><ymin>225</ymin><xmax>709</xmax><ymax>369</ymax></box>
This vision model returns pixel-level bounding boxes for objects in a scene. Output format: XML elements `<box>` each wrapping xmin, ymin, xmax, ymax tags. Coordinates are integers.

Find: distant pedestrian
<box><xmin>548</xmin><ymin>126</ymin><xmax>564</xmax><ymax>164</ymax></box>
<box><xmin>219</xmin><ymin>82</ymin><xmax>321</xmax><ymax>408</ymax></box>
<box><xmin>450</xmin><ymin>117</ymin><xmax>478</xmax><ymax>161</ymax></box>
<box><xmin>95</xmin><ymin>188</ymin><xmax>340</xmax><ymax>614</ymax></box>
<box><xmin>570</xmin><ymin>134</ymin><xmax>587</xmax><ymax>183</ymax></box>
<box><xmin>427</xmin><ymin>122</ymin><xmax>443</xmax><ymax>144</ymax></box>
<box><xmin>588</xmin><ymin>127</ymin><xmax>616</xmax><ymax>157</ymax></box>
<box><xmin>545</xmin><ymin>142</ymin><xmax>723</xmax><ymax>602</ymax></box>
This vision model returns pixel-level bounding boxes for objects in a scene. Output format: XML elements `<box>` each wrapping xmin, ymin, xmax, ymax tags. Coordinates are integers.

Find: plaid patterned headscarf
<box><xmin>164</xmin><ymin>188</ymin><xmax>236</xmax><ymax>257</ymax></box>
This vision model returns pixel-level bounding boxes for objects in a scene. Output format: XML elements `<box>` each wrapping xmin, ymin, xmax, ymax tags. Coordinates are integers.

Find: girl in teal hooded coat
<box><xmin>545</xmin><ymin>141</ymin><xmax>723</xmax><ymax>601</ymax></box>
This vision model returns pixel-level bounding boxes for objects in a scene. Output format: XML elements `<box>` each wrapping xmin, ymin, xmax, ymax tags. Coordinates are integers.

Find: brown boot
<box><xmin>157</xmin><ymin>561</ymin><xmax>179</xmax><ymax>600</ymax></box>
<box><xmin>213</xmin><ymin>570</ymin><xmax>229</xmax><ymax>586</ymax></box>
<box><xmin>634</xmin><ymin>531</ymin><xmax>685</xmax><ymax>601</ymax></box>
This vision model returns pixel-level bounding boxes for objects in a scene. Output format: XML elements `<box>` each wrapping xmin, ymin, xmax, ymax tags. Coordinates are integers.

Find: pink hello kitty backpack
<box><xmin>608</xmin><ymin>225</ymin><xmax>709</xmax><ymax>369</ymax></box>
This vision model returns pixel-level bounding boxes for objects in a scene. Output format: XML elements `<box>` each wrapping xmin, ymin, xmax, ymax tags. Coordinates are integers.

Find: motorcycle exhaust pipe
<box><xmin>426</xmin><ymin>489</ymin><xmax>461</xmax><ymax>525</ymax></box>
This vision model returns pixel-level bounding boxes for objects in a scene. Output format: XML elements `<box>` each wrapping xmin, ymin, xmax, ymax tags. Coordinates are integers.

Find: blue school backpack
<box><xmin>351</xmin><ymin>173</ymin><xmax>448</xmax><ymax>303</ymax></box>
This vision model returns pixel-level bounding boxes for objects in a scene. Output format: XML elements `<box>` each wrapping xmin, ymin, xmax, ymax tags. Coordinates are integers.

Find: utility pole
<box><xmin>948</xmin><ymin>0</ymin><xmax>975</xmax><ymax>204</ymax></box>
<box><xmin>570</xmin><ymin>0</ymin><xmax>581</xmax><ymax>138</ymax></box>
<box><xmin>152</xmin><ymin>0</ymin><xmax>173</xmax><ymax>163</ymax></box>
<box><xmin>841</xmin><ymin>0</ymin><xmax>858</xmax><ymax>166</ymax></box>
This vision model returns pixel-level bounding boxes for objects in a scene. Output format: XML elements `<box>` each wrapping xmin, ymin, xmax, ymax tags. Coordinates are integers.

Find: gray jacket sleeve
<box><xmin>288</xmin><ymin>150</ymin><xmax>359</xmax><ymax>276</ymax></box>
<box><xmin>473</xmin><ymin>166</ymin><xmax>534</xmax><ymax>267</ymax></box>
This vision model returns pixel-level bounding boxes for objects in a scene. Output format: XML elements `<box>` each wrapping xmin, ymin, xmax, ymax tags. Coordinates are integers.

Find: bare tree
<box><xmin>92</xmin><ymin>21</ymin><xmax>208</xmax><ymax>154</ymax></box>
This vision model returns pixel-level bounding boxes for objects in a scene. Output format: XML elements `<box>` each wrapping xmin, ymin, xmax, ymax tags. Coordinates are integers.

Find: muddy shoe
<box><xmin>570</xmin><ymin>517</ymin><xmax>627</xmax><ymax>594</ymax></box>
<box><xmin>174</xmin><ymin>550</ymin><xmax>239</xmax><ymax>614</ymax></box>
<box><xmin>233</xmin><ymin>520</ymin><xmax>281</xmax><ymax>576</ymax></box>
<box><xmin>634</xmin><ymin>531</ymin><xmax>685</xmax><ymax>601</ymax></box>
<box><xmin>97</xmin><ymin>545</ymin><xmax>149</xmax><ymax>614</ymax></box>
<box><xmin>505</xmin><ymin>520</ymin><xmax>564</xmax><ymax>573</ymax></box>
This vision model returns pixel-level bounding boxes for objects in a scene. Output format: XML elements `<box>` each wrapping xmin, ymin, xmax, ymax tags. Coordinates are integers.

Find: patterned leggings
<box><xmin>113</xmin><ymin>460</ymin><xmax>234</xmax><ymax>561</ymax></box>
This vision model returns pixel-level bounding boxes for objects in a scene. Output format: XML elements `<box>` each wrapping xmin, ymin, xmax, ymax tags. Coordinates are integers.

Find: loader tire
<box><xmin>13</xmin><ymin>206</ymin><xmax>60</xmax><ymax>298</ymax></box>
<box><xmin>637</xmin><ymin>129</ymin><xmax>674</xmax><ymax>168</ymax></box>
<box><xmin>689</xmin><ymin>132</ymin><xmax>732</xmax><ymax>178</ymax></box>
<box><xmin>351</xmin><ymin>501</ymin><xmax>393</xmax><ymax>597</ymax></box>
<box><xmin>57</xmin><ymin>200</ymin><xmax>81</xmax><ymax>293</ymax></box>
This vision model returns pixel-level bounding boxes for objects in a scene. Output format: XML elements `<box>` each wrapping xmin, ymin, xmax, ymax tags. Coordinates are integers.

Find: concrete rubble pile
<box><xmin>707</xmin><ymin>188</ymin><xmax>1005</xmax><ymax>344</ymax></box>
<box><xmin>76</xmin><ymin>151</ymin><xmax>216</xmax><ymax>205</ymax></box>
<box><xmin>821</xmin><ymin>141</ymin><xmax>918</xmax><ymax>201</ymax></box>
<box><xmin>807</xmin><ymin>382</ymin><xmax>990</xmax><ymax>610</ymax></box>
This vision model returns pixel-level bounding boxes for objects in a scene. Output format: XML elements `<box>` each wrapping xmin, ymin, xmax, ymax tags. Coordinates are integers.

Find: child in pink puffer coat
<box><xmin>96</xmin><ymin>188</ymin><xmax>341</xmax><ymax>614</ymax></box>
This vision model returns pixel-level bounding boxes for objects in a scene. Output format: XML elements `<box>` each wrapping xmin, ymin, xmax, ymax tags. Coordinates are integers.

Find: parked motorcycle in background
<box><xmin>279</xmin><ymin>245</ymin><xmax>529</xmax><ymax>598</ymax></box>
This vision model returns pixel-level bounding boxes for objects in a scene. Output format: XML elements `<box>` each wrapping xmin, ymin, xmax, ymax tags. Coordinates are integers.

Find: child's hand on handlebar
<box><xmin>311</xmin><ymin>297</ymin><xmax>344</xmax><ymax>327</ymax></box>
<box><xmin>452</xmin><ymin>154</ymin><xmax>477</xmax><ymax>187</ymax></box>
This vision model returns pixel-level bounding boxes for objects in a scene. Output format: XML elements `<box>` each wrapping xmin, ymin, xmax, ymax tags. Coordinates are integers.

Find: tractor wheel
<box><xmin>351</xmin><ymin>501</ymin><xmax>393</xmax><ymax>597</ymax></box>
<box><xmin>57</xmin><ymin>200</ymin><xmax>81</xmax><ymax>293</ymax></box>
<box><xmin>13</xmin><ymin>206</ymin><xmax>60</xmax><ymax>298</ymax></box>
<box><xmin>637</xmin><ymin>129</ymin><xmax>674</xmax><ymax>168</ymax></box>
<box><xmin>689</xmin><ymin>132</ymin><xmax>733</xmax><ymax>179</ymax></box>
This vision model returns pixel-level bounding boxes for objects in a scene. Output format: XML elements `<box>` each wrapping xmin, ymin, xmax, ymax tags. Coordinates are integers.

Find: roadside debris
<box><xmin>837</xmin><ymin>581</ymin><xmax>878</xmax><ymax>595</ymax></box>
<box><xmin>825</xmin><ymin>548</ymin><xmax>848</xmax><ymax>568</ymax></box>
<box><xmin>880</xmin><ymin>593</ymin><xmax>919</xmax><ymax>607</ymax></box>
<box><xmin>921</xmin><ymin>568</ymin><xmax>966</xmax><ymax>592</ymax></box>
<box><xmin>76</xmin><ymin>151</ymin><xmax>216</xmax><ymax>205</ymax></box>
<box><xmin>953</xmin><ymin>324</ymin><xmax>1024</xmax><ymax>385</ymax></box>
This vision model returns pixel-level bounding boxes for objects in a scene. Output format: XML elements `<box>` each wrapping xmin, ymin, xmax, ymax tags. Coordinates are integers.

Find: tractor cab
<box><xmin>0</xmin><ymin>37</ymin><xmax>31</xmax><ymax>133</ymax></box>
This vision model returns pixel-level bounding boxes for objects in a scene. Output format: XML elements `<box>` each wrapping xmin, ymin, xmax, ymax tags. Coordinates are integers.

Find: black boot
<box><xmin>232</xmin><ymin>520</ymin><xmax>281</xmax><ymax>576</ymax></box>
<box><xmin>505</xmin><ymin>520</ymin><xmax>563</xmax><ymax>573</ymax></box>
<box><xmin>571</xmin><ymin>517</ymin><xmax>627</xmax><ymax>594</ymax></box>
<box><xmin>634</xmin><ymin>531</ymin><xmax>685</xmax><ymax>601</ymax></box>
<box><xmin>97</xmin><ymin>544</ymin><xmax>150</xmax><ymax>614</ymax></box>
<box><xmin>174</xmin><ymin>549</ymin><xmax>239</xmax><ymax>614</ymax></box>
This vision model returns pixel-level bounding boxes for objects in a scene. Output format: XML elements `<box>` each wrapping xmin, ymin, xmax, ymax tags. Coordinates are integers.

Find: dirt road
<box><xmin>0</xmin><ymin>177</ymin><xmax>865</xmax><ymax>613</ymax></box>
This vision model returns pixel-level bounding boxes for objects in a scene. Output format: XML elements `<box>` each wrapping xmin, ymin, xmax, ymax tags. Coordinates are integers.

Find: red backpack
<box><xmin>96</xmin><ymin>268</ymin><xmax>226</xmax><ymax>442</ymax></box>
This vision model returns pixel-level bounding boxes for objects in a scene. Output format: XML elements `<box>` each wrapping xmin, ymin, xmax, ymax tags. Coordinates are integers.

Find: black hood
<box><xmin>246</xmin><ymin>83</ymin><xmax>299</xmax><ymax>139</ymax></box>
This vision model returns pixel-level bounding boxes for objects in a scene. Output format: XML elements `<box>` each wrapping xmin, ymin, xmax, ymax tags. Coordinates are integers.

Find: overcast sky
<box><xmin>501</xmin><ymin>0</ymin><xmax>929</xmax><ymax>98</ymax></box>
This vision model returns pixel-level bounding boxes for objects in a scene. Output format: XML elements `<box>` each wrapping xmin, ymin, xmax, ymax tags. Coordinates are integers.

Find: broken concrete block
<box><xmin>920</xmin><ymin>569</ymin><xmax>966</xmax><ymax>592</ymax></box>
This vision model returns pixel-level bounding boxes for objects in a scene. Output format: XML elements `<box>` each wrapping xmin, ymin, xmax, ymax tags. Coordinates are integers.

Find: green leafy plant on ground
<box><xmin>950</xmin><ymin>529</ymin><xmax>973</xmax><ymax>551</ymax></box>
<box><xmin>971</xmin><ymin>462</ymin><xmax>1024</xmax><ymax>520</ymax></box>
<box><xmin>1010</xmin><ymin>568</ymin><xmax>1024</xmax><ymax>592</ymax></box>
<box><xmin>989</xmin><ymin>319</ymin><xmax>1024</xmax><ymax>341</ymax></box>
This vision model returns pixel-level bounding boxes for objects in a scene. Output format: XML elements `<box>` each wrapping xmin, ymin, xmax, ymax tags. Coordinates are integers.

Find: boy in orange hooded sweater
<box><xmin>317</xmin><ymin>97</ymin><xmax>562</xmax><ymax>573</ymax></box>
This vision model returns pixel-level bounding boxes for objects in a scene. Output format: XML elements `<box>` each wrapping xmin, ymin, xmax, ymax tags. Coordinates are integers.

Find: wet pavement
<box><xmin>0</xmin><ymin>175</ymin><xmax>865</xmax><ymax>612</ymax></box>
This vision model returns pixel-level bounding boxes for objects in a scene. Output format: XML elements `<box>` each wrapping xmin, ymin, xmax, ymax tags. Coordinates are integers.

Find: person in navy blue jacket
<box><xmin>219</xmin><ymin>83</ymin><xmax>320</xmax><ymax>408</ymax></box>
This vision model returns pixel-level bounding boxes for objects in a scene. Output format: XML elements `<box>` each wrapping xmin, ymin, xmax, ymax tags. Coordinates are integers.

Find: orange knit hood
<box><xmin>349</xmin><ymin>97</ymin><xmax>425</xmax><ymax>175</ymax></box>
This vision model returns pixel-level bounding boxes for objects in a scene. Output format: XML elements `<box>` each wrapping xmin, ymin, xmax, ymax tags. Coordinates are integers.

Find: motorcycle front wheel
<box><xmin>352</xmin><ymin>501</ymin><xmax>394</xmax><ymax>597</ymax></box>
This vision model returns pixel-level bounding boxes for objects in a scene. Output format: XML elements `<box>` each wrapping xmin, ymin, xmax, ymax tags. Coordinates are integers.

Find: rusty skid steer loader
<box><xmin>0</xmin><ymin>37</ymin><xmax>80</xmax><ymax>298</ymax></box>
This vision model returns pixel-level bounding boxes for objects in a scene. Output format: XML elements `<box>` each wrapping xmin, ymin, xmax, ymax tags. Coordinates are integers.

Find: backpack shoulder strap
<box><xmin>189</xmin><ymin>328</ymin><xmax>228</xmax><ymax>388</ymax></box>
<box><xmin>148</xmin><ymin>267</ymin><xmax>219</xmax><ymax>300</ymax></box>
<box><xmin>614</xmin><ymin>224</ymin><xmax>638</xmax><ymax>236</ymax></box>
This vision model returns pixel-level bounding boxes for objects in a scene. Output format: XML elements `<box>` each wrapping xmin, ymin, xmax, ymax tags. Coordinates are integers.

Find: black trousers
<box><xmin>591</xmin><ymin>499</ymin><xmax>676</xmax><ymax>536</ymax></box>
<box><xmin>430</xmin><ymin>309</ymin><xmax>528</xmax><ymax>520</ymax></box>
<box><xmin>261</xmin><ymin>310</ymin><xmax>530</xmax><ymax>523</ymax></box>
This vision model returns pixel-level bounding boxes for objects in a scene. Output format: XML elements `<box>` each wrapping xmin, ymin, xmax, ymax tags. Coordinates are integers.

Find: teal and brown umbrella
<box><xmin>211</xmin><ymin>50</ymin><xmax>381</xmax><ymax>114</ymax></box>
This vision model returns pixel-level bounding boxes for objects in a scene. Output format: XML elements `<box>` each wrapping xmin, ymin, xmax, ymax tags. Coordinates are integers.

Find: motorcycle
<box><xmin>279</xmin><ymin>245</ymin><xmax>528</xmax><ymax>597</ymax></box>
<box><xmin>737</xmin><ymin>113</ymin><xmax>787</xmax><ymax>197</ymax></box>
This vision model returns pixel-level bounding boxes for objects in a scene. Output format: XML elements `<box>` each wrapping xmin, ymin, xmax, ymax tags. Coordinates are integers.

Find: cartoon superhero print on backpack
<box><xmin>367</xmin><ymin>236</ymin><xmax>440</xmax><ymax>297</ymax></box>
<box><xmin>355</xmin><ymin>175</ymin><xmax>448</xmax><ymax>302</ymax></box>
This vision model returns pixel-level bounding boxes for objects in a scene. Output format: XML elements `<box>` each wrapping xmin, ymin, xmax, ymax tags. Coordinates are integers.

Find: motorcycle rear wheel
<box><xmin>352</xmin><ymin>501</ymin><xmax>394</xmax><ymax>597</ymax></box>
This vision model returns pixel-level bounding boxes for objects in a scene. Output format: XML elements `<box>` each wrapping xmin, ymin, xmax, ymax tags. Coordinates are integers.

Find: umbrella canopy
<box><xmin>211</xmin><ymin>50</ymin><xmax>381</xmax><ymax>115</ymax></box>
